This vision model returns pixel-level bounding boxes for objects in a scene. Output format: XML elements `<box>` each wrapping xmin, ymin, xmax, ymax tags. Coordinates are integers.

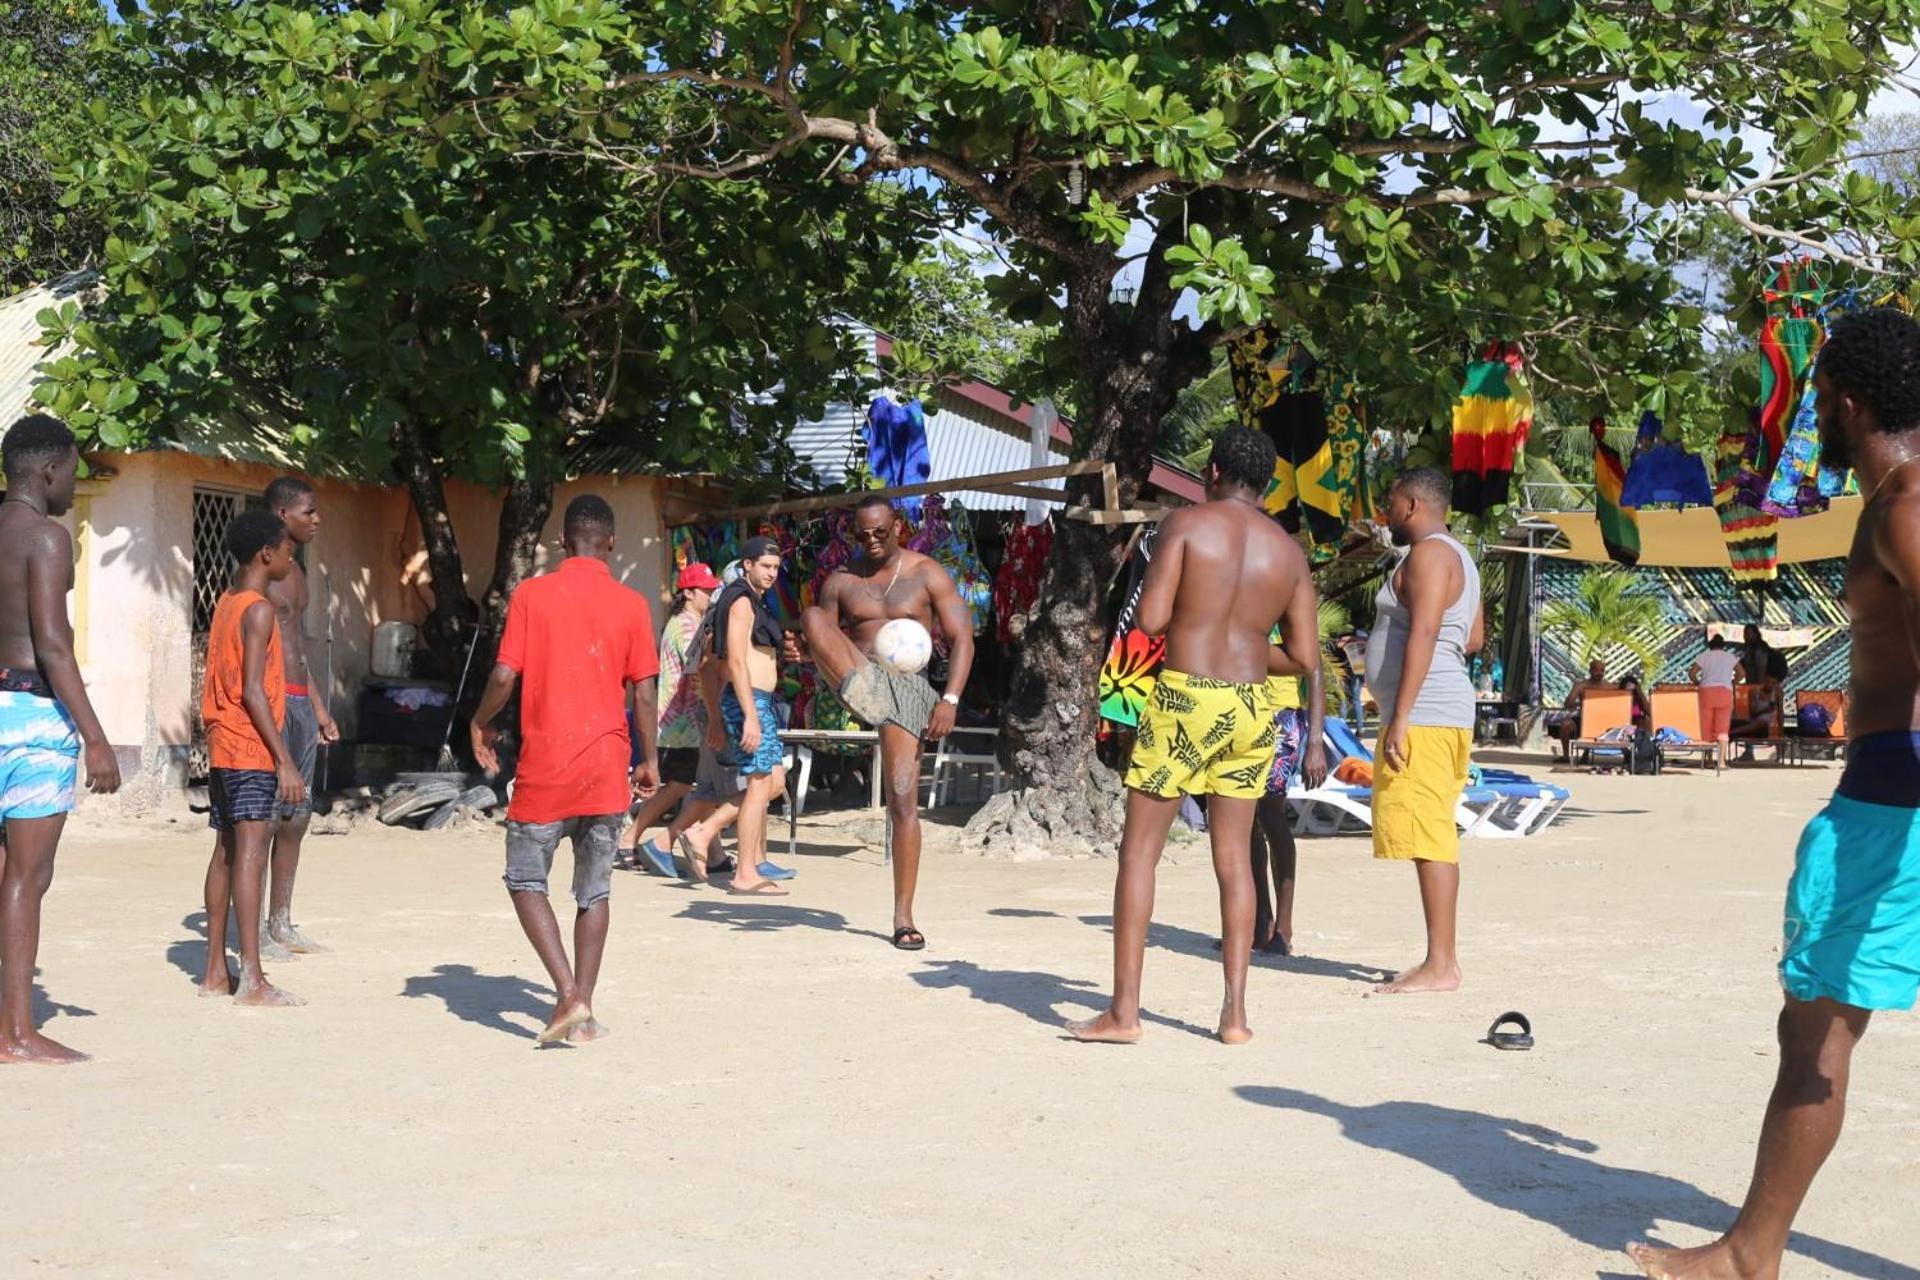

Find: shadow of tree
<box><xmin>911</xmin><ymin>958</ymin><xmax>1215</xmax><ymax>1040</ymax></box>
<box><xmin>399</xmin><ymin>964</ymin><xmax>551</xmax><ymax>1042</ymax></box>
<box><xmin>1078</xmin><ymin>915</ymin><xmax>1389</xmax><ymax>986</ymax></box>
<box><xmin>1234</xmin><ymin>1086</ymin><xmax>1920</xmax><ymax>1280</ymax></box>
<box><xmin>673</xmin><ymin>898</ymin><xmax>892</xmax><ymax>942</ymax></box>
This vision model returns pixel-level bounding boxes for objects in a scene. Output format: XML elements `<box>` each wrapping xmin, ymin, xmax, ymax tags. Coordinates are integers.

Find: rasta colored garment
<box><xmin>1098</xmin><ymin>526</ymin><xmax>1164</xmax><ymax>728</ymax></box>
<box><xmin>202</xmin><ymin>589</ymin><xmax>285</xmax><ymax>771</ymax></box>
<box><xmin>1449</xmin><ymin>341</ymin><xmax>1534</xmax><ymax>518</ymax></box>
<box><xmin>1713</xmin><ymin>415</ymin><xmax>1780</xmax><ymax>584</ymax></box>
<box><xmin>867</xmin><ymin>396</ymin><xmax>931</xmax><ymax>519</ymax></box>
<box><xmin>1125</xmin><ymin>670</ymin><xmax>1277</xmax><ymax>801</ymax></box>
<box><xmin>1227</xmin><ymin>328</ymin><xmax>1368</xmax><ymax>563</ymax></box>
<box><xmin>1590</xmin><ymin>418</ymin><xmax>1641</xmax><ymax>567</ymax></box>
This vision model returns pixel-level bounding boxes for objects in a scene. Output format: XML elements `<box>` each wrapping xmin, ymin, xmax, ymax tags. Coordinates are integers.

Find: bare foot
<box><xmin>1066</xmin><ymin>1011</ymin><xmax>1142</xmax><ymax>1044</ymax></box>
<box><xmin>537</xmin><ymin>1000</ymin><xmax>593</xmax><ymax>1046</ymax></box>
<box><xmin>567</xmin><ymin>1017</ymin><xmax>612</xmax><ymax>1044</ymax></box>
<box><xmin>267</xmin><ymin>918</ymin><xmax>326</xmax><ymax>954</ymax></box>
<box><xmin>1218</xmin><ymin>999</ymin><xmax>1253</xmax><ymax>1045</ymax></box>
<box><xmin>1371</xmin><ymin>959</ymin><xmax>1462</xmax><ymax>995</ymax></box>
<box><xmin>233</xmin><ymin>977</ymin><xmax>304</xmax><ymax>1007</ymax></box>
<box><xmin>0</xmin><ymin>1028</ymin><xmax>90</xmax><ymax>1064</ymax></box>
<box><xmin>258</xmin><ymin>933</ymin><xmax>296</xmax><ymax>963</ymax></box>
<box><xmin>1626</xmin><ymin>1239</ymin><xmax>1772</xmax><ymax>1279</ymax></box>
<box><xmin>198</xmin><ymin>971</ymin><xmax>234</xmax><ymax>998</ymax></box>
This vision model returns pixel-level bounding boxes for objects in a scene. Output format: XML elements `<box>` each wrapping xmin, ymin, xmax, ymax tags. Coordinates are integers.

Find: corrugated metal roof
<box><xmin>0</xmin><ymin>274</ymin><xmax>90</xmax><ymax>426</ymax></box>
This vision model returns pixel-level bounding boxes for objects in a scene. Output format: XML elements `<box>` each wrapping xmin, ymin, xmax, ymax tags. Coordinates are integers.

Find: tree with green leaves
<box><xmin>1</xmin><ymin>0</ymin><xmax>114</xmax><ymax>293</ymax></box>
<box><xmin>529</xmin><ymin>1</ymin><xmax>1920</xmax><ymax>849</ymax></box>
<box><xmin>39</xmin><ymin>1</ymin><xmax>923</xmax><ymax>664</ymax></box>
<box><xmin>1541</xmin><ymin>569</ymin><xmax>1668</xmax><ymax>682</ymax></box>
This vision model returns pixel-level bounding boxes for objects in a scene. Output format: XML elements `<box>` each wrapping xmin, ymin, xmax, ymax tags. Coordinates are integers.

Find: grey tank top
<box><xmin>1365</xmin><ymin>532</ymin><xmax>1479</xmax><ymax>729</ymax></box>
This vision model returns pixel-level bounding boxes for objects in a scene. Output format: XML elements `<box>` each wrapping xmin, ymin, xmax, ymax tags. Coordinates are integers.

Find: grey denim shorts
<box><xmin>502</xmin><ymin>813</ymin><xmax>622</xmax><ymax>909</ymax></box>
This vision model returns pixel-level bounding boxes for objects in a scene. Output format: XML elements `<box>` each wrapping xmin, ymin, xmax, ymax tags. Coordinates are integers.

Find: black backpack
<box><xmin>1628</xmin><ymin>727</ymin><xmax>1663</xmax><ymax>776</ymax></box>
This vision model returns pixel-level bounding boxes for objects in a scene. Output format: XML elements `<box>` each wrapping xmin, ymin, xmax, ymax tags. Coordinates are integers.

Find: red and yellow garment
<box><xmin>1449</xmin><ymin>341</ymin><xmax>1534</xmax><ymax>517</ymax></box>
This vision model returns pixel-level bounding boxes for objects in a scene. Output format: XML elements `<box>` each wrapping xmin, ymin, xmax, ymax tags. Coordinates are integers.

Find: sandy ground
<box><xmin>5</xmin><ymin>754</ymin><xmax>1919</xmax><ymax>1279</ymax></box>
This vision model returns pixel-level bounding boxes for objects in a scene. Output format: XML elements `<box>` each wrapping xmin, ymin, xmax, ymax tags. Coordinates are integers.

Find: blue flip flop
<box><xmin>638</xmin><ymin>840</ymin><xmax>678</xmax><ymax>878</ymax></box>
<box><xmin>757</xmin><ymin>861</ymin><xmax>797</xmax><ymax>881</ymax></box>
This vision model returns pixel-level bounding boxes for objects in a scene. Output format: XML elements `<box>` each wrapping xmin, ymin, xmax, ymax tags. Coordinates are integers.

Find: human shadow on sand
<box><xmin>1078</xmin><ymin>915</ymin><xmax>1389</xmax><ymax>986</ymax></box>
<box><xmin>911</xmin><ymin>958</ymin><xmax>1215</xmax><ymax>1041</ymax></box>
<box><xmin>31</xmin><ymin>972</ymin><xmax>94</xmax><ymax>1026</ymax></box>
<box><xmin>400</xmin><ymin>964</ymin><xmax>553</xmax><ymax>1042</ymax></box>
<box><xmin>1234</xmin><ymin>1086</ymin><xmax>1920</xmax><ymax>1280</ymax></box>
<box><xmin>165</xmin><ymin>911</ymin><xmax>213</xmax><ymax>987</ymax></box>
<box><xmin>674</xmin><ymin>899</ymin><xmax>892</xmax><ymax>942</ymax></box>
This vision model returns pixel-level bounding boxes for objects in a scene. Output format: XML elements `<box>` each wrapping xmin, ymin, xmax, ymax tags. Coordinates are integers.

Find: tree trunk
<box><xmin>391</xmin><ymin>417</ymin><xmax>477</xmax><ymax>674</ymax></box>
<box><xmin>962</xmin><ymin>246</ymin><xmax>1213</xmax><ymax>859</ymax></box>
<box><xmin>480</xmin><ymin>472</ymin><xmax>555</xmax><ymax>655</ymax></box>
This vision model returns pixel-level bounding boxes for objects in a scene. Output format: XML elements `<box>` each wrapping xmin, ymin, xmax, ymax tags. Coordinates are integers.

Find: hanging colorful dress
<box><xmin>1713</xmin><ymin>410</ymin><xmax>1781</xmax><ymax>583</ymax></box>
<box><xmin>866</xmin><ymin>396</ymin><xmax>931</xmax><ymax>517</ymax></box>
<box><xmin>993</xmin><ymin>518</ymin><xmax>1053</xmax><ymax>645</ymax></box>
<box><xmin>1448</xmin><ymin>340</ymin><xmax>1534</xmax><ymax>518</ymax></box>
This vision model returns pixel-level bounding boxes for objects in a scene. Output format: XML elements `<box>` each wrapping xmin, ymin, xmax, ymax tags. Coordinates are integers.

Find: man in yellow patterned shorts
<box><xmin>1070</xmin><ymin>428</ymin><xmax>1320</xmax><ymax>1046</ymax></box>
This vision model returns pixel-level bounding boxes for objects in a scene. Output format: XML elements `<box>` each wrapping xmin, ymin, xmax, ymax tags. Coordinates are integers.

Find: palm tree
<box><xmin>1540</xmin><ymin>569</ymin><xmax>1667</xmax><ymax>682</ymax></box>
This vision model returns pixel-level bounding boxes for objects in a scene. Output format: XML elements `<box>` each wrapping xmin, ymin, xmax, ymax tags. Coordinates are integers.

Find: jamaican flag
<box><xmin>1590</xmin><ymin>418</ymin><xmax>1640</xmax><ymax>567</ymax></box>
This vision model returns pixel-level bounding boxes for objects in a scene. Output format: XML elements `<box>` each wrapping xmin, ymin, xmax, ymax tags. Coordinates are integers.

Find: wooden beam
<box><xmin>975</xmin><ymin>482</ymin><xmax>1072</xmax><ymax>504</ymax></box>
<box><xmin>679</xmin><ymin>460</ymin><xmax>1112</xmax><ymax>524</ymax></box>
<box><xmin>1067</xmin><ymin>507</ymin><xmax>1166</xmax><ymax>525</ymax></box>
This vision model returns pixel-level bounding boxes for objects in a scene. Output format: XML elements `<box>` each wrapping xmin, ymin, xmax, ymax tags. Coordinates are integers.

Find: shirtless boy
<box><xmin>1069</xmin><ymin>427</ymin><xmax>1319</xmax><ymax>1045</ymax></box>
<box><xmin>199</xmin><ymin>510</ymin><xmax>304</xmax><ymax>1007</ymax></box>
<box><xmin>261</xmin><ymin>476</ymin><xmax>338</xmax><ymax>953</ymax></box>
<box><xmin>0</xmin><ymin>414</ymin><xmax>121</xmax><ymax>1062</ymax></box>
<box><xmin>1631</xmin><ymin>308</ymin><xmax>1920</xmax><ymax>1278</ymax></box>
<box><xmin>801</xmin><ymin>495</ymin><xmax>974</xmax><ymax>949</ymax></box>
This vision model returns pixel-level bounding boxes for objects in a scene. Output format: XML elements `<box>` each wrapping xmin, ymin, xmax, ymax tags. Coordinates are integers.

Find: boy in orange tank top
<box><xmin>197</xmin><ymin>511</ymin><xmax>304</xmax><ymax>1007</ymax></box>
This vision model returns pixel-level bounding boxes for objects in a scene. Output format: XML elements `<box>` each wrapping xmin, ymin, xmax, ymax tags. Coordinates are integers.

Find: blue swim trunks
<box><xmin>720</xmin><ymin>687</ymin><xmax>784</xmax><ymax>779</ymax></box>
<box><xmin>0</xmin><ymin>688</ymin><xmax>82</xmax><ymax>822</ymax></box>
<box><xmin>1782</xmin><ymin>792</ymin><xmax>1920</xmax><ymax>1011</ymax></box>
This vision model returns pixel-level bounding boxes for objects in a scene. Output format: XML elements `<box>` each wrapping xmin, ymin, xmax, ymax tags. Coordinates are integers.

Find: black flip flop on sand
<box><xmin>891</xmin><ymin>926</ymin><xmax>926</xmax><ymax>951</ymax></box>
<box><xmin>1486</xmin><ymin>1011</ymin><xmax>1534</xmax><ymax>1051</ymax></box>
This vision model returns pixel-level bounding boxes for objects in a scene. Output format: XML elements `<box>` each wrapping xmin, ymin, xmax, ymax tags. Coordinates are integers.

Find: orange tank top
<box><xmin>202</xmin><ymin>589</ymin><xmax>284</xmax><ymax>770</ymax></box>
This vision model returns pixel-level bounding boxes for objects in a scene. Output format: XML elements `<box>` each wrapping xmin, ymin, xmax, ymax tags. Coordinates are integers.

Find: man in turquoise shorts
<box><xmin>1631</xmin><ymin>308</ymin><xmax>1920</xmax><ymax>1278</ymax></box>
<box><xmin>0</xmin><ymin>414</ymin><xmax>121</xmax><ymax>1064</ymax></box>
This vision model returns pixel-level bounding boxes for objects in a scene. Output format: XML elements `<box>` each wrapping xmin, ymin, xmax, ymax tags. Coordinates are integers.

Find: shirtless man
<box><xmin>800</xmin><ymin>495</ymin><xmax>974</xmax><ymax>949</ymax></box>
<box><xmin>1631</xmin><ymin>308</ymin><xmax>1920</xmax><ymax>1278</ymax></box>
<box><xmin>1068</xmin><ymin>427</ymin><xmax>1319</xmax><ymax>1045</ymax></box>
<box><xmin>260</xmin><ymin>476</ymin><xmax>338</xmax><ymax>953</ymax></box>
<box><xmin>0</xmin><ymin>415</ymin><xmax>121</xmax><ymax>1063</ymax></box>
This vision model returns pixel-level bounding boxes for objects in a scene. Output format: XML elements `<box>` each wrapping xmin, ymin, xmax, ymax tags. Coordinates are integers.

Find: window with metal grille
<box><xmin>190</xmin><ymin>488</ymin><xmax>264</xmax><ymax>634</ymax></box>
<box><xmin>188</xmin><ymin>486</ymin><xmax>264</xmax><ymax>780</ymax></box>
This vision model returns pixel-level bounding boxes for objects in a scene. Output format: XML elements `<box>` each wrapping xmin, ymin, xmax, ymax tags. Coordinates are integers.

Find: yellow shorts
<box><xmin>1126</xmin><ymin>669</ymin><xmax>1275</xmax><ymax>801</ymax></box>
<box><xmin>1371</xmin><ymin>726</ymin><xmax>1472</xmax><ymax>864</ymax></box>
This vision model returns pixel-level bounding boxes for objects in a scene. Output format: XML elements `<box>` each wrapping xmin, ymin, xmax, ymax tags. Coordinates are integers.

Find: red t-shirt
<box><xmin>497</xmin><ymin>557</ymin><xmax>659</xmax><ymax>823</ymax></box>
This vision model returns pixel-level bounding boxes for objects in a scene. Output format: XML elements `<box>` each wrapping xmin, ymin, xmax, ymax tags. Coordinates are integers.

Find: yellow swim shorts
<box><xmin>1126</xmin><ymin>669</ymin><xmax>1275</xmax><ymax>801</ymax></box>
<box><xmin>1371</xmin><ymin>725</ymin><xmax>1472</xmax><ymax>864</ymax></box>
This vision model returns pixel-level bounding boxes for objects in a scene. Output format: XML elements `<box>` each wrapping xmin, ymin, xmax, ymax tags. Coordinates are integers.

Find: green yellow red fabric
<box><xmin>1589</xmin><ymin>418</ymin><xmax>1640</xmax><ymax>567</ymax></box>
<box><xmin>1448</xmin><ymin>341</ymin><xmax>1534</xmax><ymax>517</ymax></box>
<box><xmin>1227</xmin><ymin>328</ymin><xmax>1366</xmax><ymax>563</ymax></box>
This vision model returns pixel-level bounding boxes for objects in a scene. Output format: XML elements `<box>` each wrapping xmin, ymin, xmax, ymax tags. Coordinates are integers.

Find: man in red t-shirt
<box><xmin>470</xmin><ymin>495</ymin><xmax>660</xmax><ymax>1046</ymax></box>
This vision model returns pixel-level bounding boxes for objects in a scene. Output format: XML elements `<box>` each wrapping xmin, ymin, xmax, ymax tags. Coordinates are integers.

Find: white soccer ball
<box><xmin>874</xmin><ymin>618</ymin><xmax>933</xmax><ymax>675</ymax></box>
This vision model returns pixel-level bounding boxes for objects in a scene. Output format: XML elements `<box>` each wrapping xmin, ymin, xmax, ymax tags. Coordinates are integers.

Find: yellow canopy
<box><xmin>1533</xmin><ymin>496</ymin><xmax>1860</xmax><ymax>567</ymax></box>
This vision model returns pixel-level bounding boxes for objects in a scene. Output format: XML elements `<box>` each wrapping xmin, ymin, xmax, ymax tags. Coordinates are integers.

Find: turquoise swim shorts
<box><xmin>0</xmin><ymin>689</ymin><xmax>81</xmax><ymax>822</ymax></box>
<box><xmin>1781</xmin><ymin>794</ymin><xmax>1920</xmax><ymax>1011</ymax></box>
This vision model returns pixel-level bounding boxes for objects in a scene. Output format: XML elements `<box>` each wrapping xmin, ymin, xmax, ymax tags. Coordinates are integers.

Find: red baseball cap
<box><xmin>676</xmin><ymin>562</ymin><xmax>722</xmax><ymax>591</ymax></box>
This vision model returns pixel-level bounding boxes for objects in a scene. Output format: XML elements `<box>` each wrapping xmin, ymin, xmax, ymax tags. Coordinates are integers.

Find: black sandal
<box><xmin>891</xmin><ymin>926</ymin><xmax>926</xmax><ymax>952</ymax></box>
<box><xmin>1486</xmin><ymin>1011</ymin><xmax>1534</xmax><ymax>1051</ymax></box>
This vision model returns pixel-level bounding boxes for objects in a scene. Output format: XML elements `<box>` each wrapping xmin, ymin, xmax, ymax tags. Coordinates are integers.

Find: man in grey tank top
<box><xmin>1363</xmin><ymin>468</ymin><xmax>1484</xmax><ymax>995</ymax></box>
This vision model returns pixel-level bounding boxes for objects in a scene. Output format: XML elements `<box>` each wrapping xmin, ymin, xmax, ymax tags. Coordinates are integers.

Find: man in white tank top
<box><xmin>1363</xmin><ymin>468</ymin><xmax>1484</xmax><ymax>996</ymax></box>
